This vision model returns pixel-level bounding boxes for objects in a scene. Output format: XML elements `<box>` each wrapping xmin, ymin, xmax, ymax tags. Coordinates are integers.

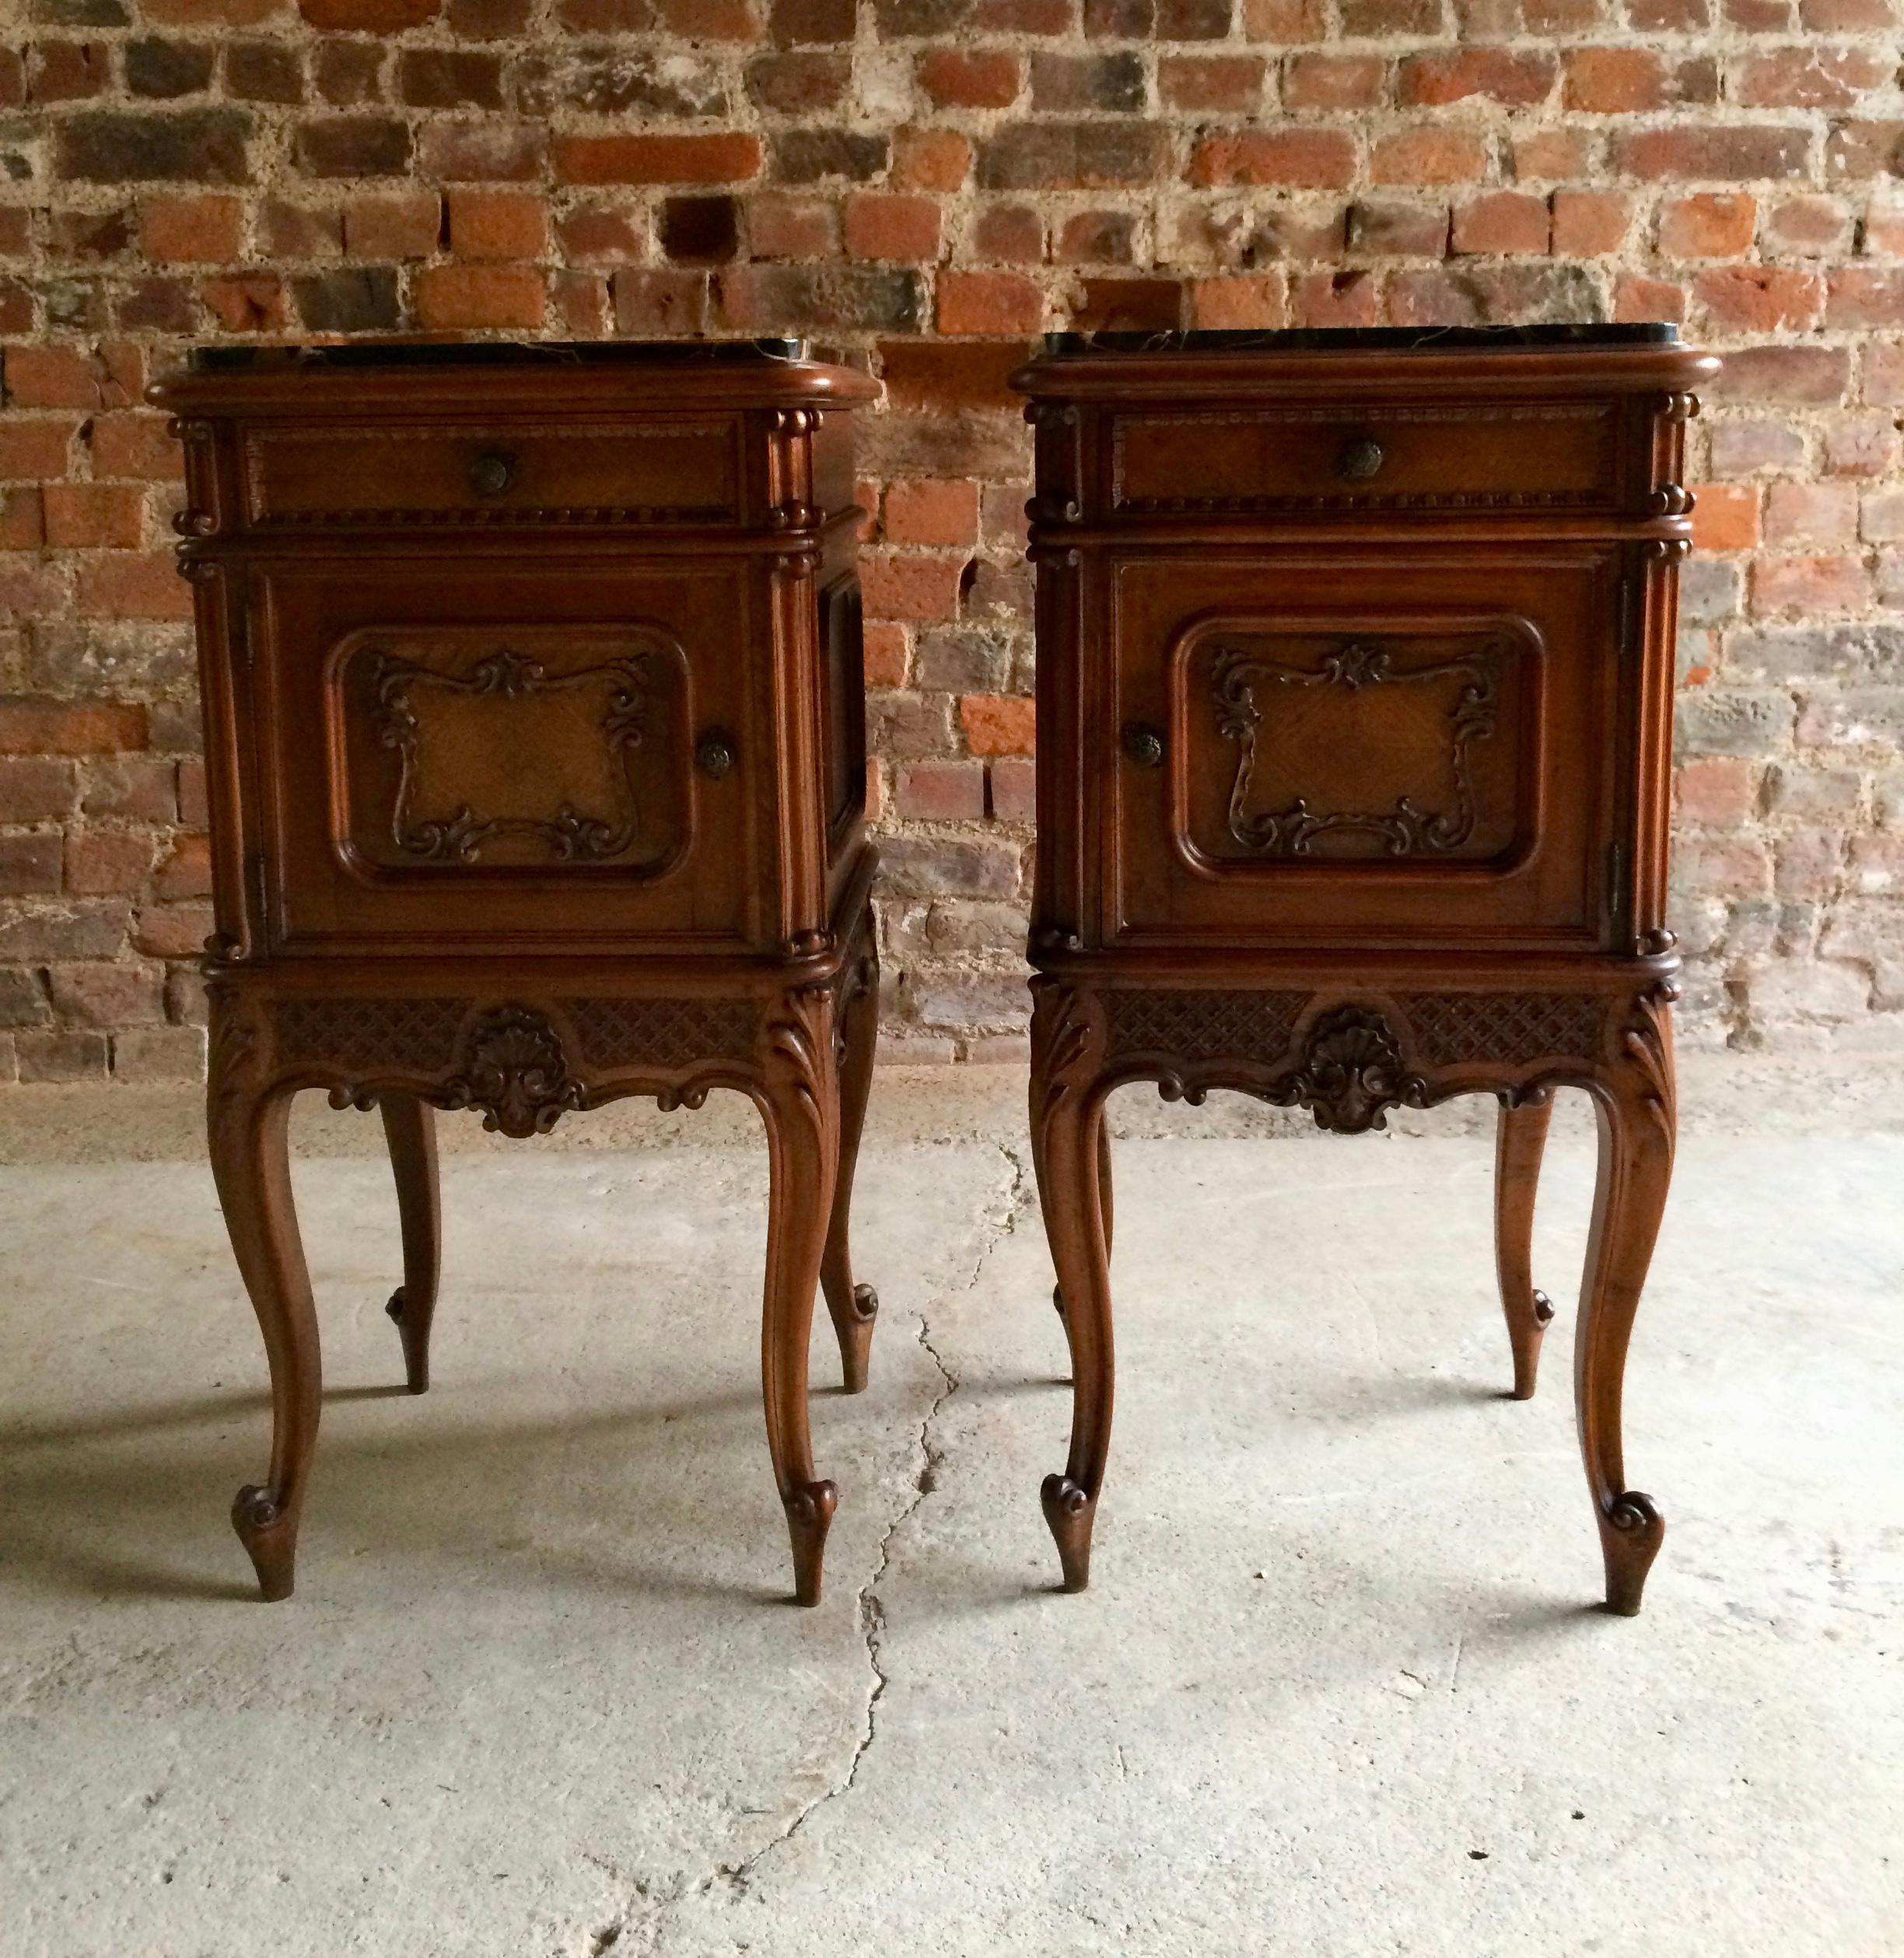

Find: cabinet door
<box><xmin>248</xmin><ymin>561</ymin><xmax>764</xmax><ymax>955</ymax></box>
<box><xmin>1105</xmin><ymin>547</ymin><xmax>1627</xmax><ymax>951</ymax></box>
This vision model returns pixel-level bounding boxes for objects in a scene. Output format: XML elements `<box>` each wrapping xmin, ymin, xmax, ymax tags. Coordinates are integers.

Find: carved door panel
<box><xmin>250</xmin><ymin>563</ymin><xmax>763</xmax><ymax>955</ymax></box>
<box><xmin>1105</xmin><ymin>547</ymin><xmax>1626</xmax><ymax>950</ymax></box>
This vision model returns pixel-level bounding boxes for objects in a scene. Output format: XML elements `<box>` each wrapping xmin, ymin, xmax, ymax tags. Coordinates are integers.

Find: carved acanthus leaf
<box><xmin>1621</xmin><ymin>981</ymin><xmax>1678</xmax><ymax>1151</ymax></box>
<box><xmin>207</xmin><ymin>989</ymin><xmax>268</xmax><ymax>1118</ymax></box>
<box><xmin>761</xmin><ymin>983</ymin><xmax>833</xmax><ymax>1138</ymax></box>
<box><xmin>1031</xmin><ymin>981</ymin><xmax>1102</xmax><ymax>1113</ymax></box>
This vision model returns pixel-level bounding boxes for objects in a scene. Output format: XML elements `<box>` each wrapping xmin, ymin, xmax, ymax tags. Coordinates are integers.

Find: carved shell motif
<box><xmin>1275</xmin><ymin>1005</ymin><xmax>1427</xmax><ymax>1135</ymax></box>
<box><xmin>439</xmin><ymin>1006</ymin><xmax>584</xmax><ymax>1138</ymax></box>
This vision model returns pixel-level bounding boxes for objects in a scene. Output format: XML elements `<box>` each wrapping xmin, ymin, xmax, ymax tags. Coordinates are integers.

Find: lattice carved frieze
<box><xmin>565</xmin><ymin>998</ymin><xmax>758</xmax><ymax>1070</ymax></box>
<box><xmin>268</xmin><ymin>994</ymin><xmax>762</xmax><ymax>1090</ymax></box>
<box><xmin>1102</xmin><ymin>990</ymin><xmax>1307</xmax><ymax>1066</ymax></box>
<box><xmin>1100</xmin><ymin>988</ymin><xmax>1614</xmax><ymax>1082</ymax></box>
<box><xmin>274</xmin><ymin>997</ymin><xmax>470</xmax><ymax>1072</ymax></box>
<box><xmin>1406</xmin><ymin>994</ymin><xmax>1608</xmax><ymax>1067</ymax></box>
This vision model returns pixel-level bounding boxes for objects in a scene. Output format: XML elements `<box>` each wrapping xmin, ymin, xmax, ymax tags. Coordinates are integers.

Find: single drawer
<box><xmin>1108</xmin><ymin>398</ymin><xmax>1622</xmax><ymax>518</ymax></box>
<box><xmin>240</xmin><ymin>418</ymin><xmax>743</xmax><ymax>528</ymax></box>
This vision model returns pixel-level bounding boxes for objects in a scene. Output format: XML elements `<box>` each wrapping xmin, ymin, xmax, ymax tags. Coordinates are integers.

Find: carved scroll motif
<box><xmin>1214</xmin><ymin>637</ymin><xmax>1505</xmax><ymax>858</ymax></box>
<box><xmin>372</xmin><ymin>644</ymin><xmax>656</xmax><ymax>865</ymax></box>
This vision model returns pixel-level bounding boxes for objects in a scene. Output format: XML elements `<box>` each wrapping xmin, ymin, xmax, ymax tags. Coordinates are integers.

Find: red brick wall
<box><xmin>2</xmin><ymin>0</ymin><xmax>1900</xmax><ymax>1079</ymax></box>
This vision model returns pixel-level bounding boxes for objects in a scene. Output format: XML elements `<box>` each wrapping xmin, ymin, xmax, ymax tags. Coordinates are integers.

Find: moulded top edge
<box><xmin>148</xmin><ymin>339</ymin><xmax>880</xmax><ymax>411</ymax></box>
<box><xmin>1011</xmin><ymin>336</ymin><xmax>1719</xmax><ymax>400</ymax></box>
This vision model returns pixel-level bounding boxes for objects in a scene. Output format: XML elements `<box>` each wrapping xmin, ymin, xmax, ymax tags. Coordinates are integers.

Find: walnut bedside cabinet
<box><xmin>1013</xmin><ymin>325</ymin><xmax>1717</xmax><ymax>1616</ymax></box>
<box><xmin>153</xmin><ymin>341</ymin><xmax>881</xmax><ymax>1607</ymax></box>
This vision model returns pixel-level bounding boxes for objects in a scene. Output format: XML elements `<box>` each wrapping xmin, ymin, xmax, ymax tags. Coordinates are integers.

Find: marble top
<box><xmin>1038</xmin><ymin>324</ymin><xmax>1681</xmax><ymax>355</ymax></box>
<box><xmin>188</xmin><ymin>337</ymin><xmax>810</xmax><ymax>372</ymax></box>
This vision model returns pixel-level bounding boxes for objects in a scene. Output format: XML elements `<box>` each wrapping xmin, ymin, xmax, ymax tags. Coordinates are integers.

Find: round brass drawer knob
<box><xmin>468</xmin><ymin>450</ymin><xmax>516</xmax><ymax>498</ymax></box>
<box><xmin>1336</xmin><ymin>437</ymin><xmax>1385</xmax><ymax>481</ymax></box>
<box><xmin>695</xmin><ymin>729</ymin><xmax>737</xmax><ymax>779</ymax></box>
<box><xmin>1121</xmin><ymin>722</ymin><xmax>1164</xmax><ymax>769</ymax></box>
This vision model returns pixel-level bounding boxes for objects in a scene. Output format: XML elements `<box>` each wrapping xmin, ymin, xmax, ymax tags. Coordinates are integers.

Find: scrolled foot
<box><xmin>231</xmin><ymin>1483</ymin><xmax>297</xmax><ymax>1602</ymax></box>
<box><xmin>783</xmin><ymin>1479</ymin><xmax>838</xmax><ymax>1608</ymax></box>
<box><xmin>1041</xmin><ymin>1473</ymin><xmax>1096</xmax><ymax>1593</ymax></box>
<box><xmin>385</xmin><ymin>1286</ymin><xmax>429</xmax><ymax>1395</ymax></box>
<box><xmin>1598</xmin><ymin>1490</ymin><xmax>1665</xmax><ymax>1617</ymax></box>
<box><xmin>837</xmin><ymin>1285</ymin><xmax>877</xmax><ymax>1395</ymax></box>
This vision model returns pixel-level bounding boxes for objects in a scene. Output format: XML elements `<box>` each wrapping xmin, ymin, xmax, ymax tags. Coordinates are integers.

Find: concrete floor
<box><xmin>1</xmin><ymin>1063</ymin><xmax>1900</xmax><ymax>1956</ymax></box>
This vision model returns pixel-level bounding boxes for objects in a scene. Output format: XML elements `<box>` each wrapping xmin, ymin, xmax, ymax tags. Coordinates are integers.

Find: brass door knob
<box><xmin>695</xmin><ymin>729</ymin><xmax>737</xmax><ymax>779</ymax></box>
<box><xmin>1121</xmin><ymin>722</ymin><xmax>1164</xmax><ymax>768</ymax></box>
<box><xmin>468</xmin><ymin>450</ymin><xmax>516</xmax><ymax>498</ymax></box>
<box><xmin>1335</xmin><ymin>437</ymin><xmax>1385</xmax><ymax>481</ymax></box>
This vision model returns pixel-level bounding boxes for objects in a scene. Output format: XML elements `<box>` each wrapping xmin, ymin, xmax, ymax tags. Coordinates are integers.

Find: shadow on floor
<box><xmin>0</xmin><ymin>1377</ymin><xmax>810</xmax><ymax>1608</ymax></box>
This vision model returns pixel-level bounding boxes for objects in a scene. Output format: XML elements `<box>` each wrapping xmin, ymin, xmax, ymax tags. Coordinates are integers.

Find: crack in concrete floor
<box><xmin>597</xmin><ymin>1143</ymin><xmax>1032</xmax><ymax>1957</ymax></box>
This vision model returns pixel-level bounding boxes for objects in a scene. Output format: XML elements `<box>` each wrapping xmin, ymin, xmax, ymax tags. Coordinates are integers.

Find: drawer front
<box><xmin>1106</xmin><ymin>549</ymin><xmax>1624</xmax><ymax>949</ymax></box>
<box><xmin>241</xmin><ymin>418</ymin><xmax>741</xmax><ymax>527</ymax></box>
<box><xmin>250</xmin><ymin>564</ymin><xmax>762</xmax><ymax>953</ymax></box>
<box><xmin>1108</xmin><ymin>400</ymin><xmax>1622</xmax><ymax>517</ymax></box>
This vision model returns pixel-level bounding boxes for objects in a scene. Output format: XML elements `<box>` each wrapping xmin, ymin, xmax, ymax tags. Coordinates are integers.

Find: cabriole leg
<box><xmin>378</xmin><ymin>1093</ymin><xmax>441</xmax><ymax>1395</ymax></box>
<box><xmin>820</xmin><ymin>928</ymin><xmax>880</xmax><ymax>1394</ymax></box>
<box><xmin>1030</xmin><ymin>982</ymin><xmax>1112</xmax><ymax>1592</ymax></box>
<box><xmin>1052</xmin><ymin>1107</ymin><xmax>1113</xmax><ymax>1326</ymax></box>
<box><xmin>759</xmin><ymin>988</ymin><xmax>842</xmax><ymax>1607</ymax></box>
<box><xmin>208</xmin><ymin>1006</ymin><xmax>320</xmax><ymax>1603</ymax></box>
<box><xmin>1577</xmin><ymin>998</ymin><xmax>1676</xmax><ymax>1616</ymax></box>
<box><xmin>1494</xmin><ymin>1096</ymin><xmax>1554</xmax><ymax>1400</ymax></box>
